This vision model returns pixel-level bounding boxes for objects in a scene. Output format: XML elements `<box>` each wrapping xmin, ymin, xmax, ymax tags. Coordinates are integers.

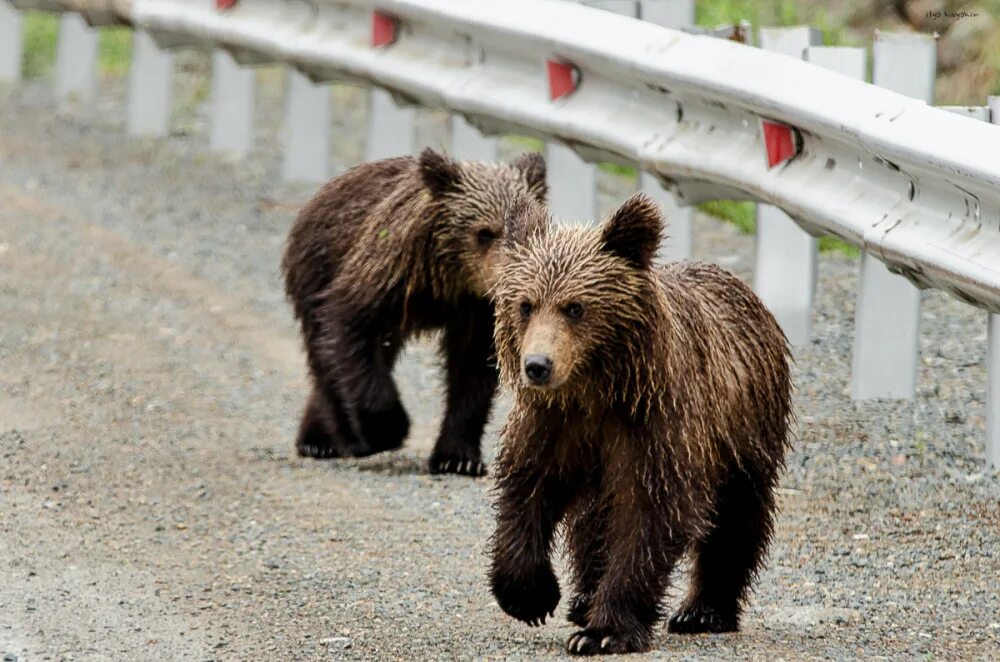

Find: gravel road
<box><xmin>1</xmin><ymin>55</ymin><xmax>997</xmax><ymax>661</ymax></box>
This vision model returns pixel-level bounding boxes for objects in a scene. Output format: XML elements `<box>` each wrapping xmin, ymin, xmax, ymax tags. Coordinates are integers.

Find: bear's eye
<box><xmin>476</xmin><ymin>228</ymin><xmax>496</xmax><ymax>246</ymax></box>
<box><xmin>564</xmin><ymin>302</ymin><xmax>584</xmax><ymax>320</ymax></box>
<box><xmin>519</xmin><ymin>301</ymin><xmax>533</xmax><ymax>319</ymax></box>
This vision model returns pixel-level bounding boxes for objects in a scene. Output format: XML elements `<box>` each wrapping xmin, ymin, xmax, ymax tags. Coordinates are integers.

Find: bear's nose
<box><xmin>523</xmin><ymin>354</ymin><xmax>553</xmax><ymax>385</ymax></box>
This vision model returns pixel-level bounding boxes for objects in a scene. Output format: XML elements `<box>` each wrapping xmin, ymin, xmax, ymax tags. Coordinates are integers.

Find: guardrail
<box><xmin>1</xmin><ymin>0</ymin><xmax>998</xmax><ymax>468</ymax></box>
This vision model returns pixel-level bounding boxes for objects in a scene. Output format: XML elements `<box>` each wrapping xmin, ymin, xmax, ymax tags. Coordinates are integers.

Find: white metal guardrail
<box><xmin>126</xmin><ymin>0</ymin><xmax>1000</xmax><ymax>312</ymax></box>
<box><xmin>1</xmin><ymin>0</ymin><xmax>998</xmax><ymax>468</ymax></box>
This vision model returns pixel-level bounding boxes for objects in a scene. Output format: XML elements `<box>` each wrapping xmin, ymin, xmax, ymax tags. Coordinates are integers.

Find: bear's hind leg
<box><xmin>669</xmin><ymin>463</ymin><xmax>777</xmax><ymax>635</ymax></box>
<box><xmin>323</xmin><ymin>314</ymin><xmax>409</xmax><ymax>455</ymax></box>
<box><xmin>429</xmin><ymin>300</ymin><xmax>497</xmax><ymax>477</ymax></box>
<box><xmin>295</xmin><ymin>387</ymin><xmax>361</xmax><ymax>458</ymax></box>
<box><xmin>353</xmin><ymin>333</ymin><xmax>410</xmax><ymax>454</ymax></box>
<box><xmin>299</xmin><ymin>306</ymin><xmax>374</xmax><ymax>458</ymax></box>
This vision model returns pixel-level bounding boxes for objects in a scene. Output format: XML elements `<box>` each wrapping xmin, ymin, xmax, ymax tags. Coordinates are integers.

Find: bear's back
<box><xmin>655</xmin><ymin>260</ymin><xmax>786</xmax><ymax>352</ymax></box>
<box><xmin>282</xmin><ymin>156</ymin><xmax>417</xmax><ymax>320</ymax></box>
<box><xmin>653</xmin><ymin>260</ymin><xmax>792</xmax><ymax>460</ymax></box>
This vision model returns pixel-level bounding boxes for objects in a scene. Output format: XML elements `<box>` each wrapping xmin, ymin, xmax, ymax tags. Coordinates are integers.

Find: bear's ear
<box><xmin>511</xmin><ymin>151</ymin><xmax>548</xmax><ymax>204</ymax></box>
<box><xmin>600</xmin><ymin>193</ymin><xmax>663</xmax><ymax>270</ymax></box>
<box><xmin>419</xmin><ymin>147</ymin><xmax>462</xmax><ymax>197</ymax></box>
<box><xmin>504</xmin><ymin>198</ymin><xmax>549</xmax><ymax>246</ymax></box>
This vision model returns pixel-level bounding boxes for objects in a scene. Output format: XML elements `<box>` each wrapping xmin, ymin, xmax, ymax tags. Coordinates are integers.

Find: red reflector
<box><xmin>547</xmin><ymin>60</ymin><xmax>579</xmax><ymax>101</ymax></box>
<box><xmin>762</xmin><ymin>120</ymin><xmax>799</xmax><ymax>168</ymax></box>
<box><xmin>216</xmin><ymin>0</ymin><xmax>237</xmax><ymax>10</ymax></box>
<box><xmin>372</xmin><ymin>11</ymin><xmax>397</xmax><ymax>47</ymax></box>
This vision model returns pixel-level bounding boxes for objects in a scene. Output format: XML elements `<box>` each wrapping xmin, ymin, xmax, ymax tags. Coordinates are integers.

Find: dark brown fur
<box><xmin>281</xmin><ymin>148</ymin><xmax>547</xmax><ymax>475</ymax></box>
<box><xmin>487</xmin><ymin>194</ymin><xmax>793</xmax><ymax>654</ymax></box>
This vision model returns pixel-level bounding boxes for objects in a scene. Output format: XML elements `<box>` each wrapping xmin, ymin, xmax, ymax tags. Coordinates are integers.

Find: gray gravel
<box><xmin>0</xmin><ymin>55</ymin><xmax>998</xmax><ymax>661</ymax></box>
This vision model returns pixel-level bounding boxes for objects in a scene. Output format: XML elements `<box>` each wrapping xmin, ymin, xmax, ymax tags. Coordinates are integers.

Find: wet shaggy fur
<box><xmin>487</xmin><ymin>194</ymin><xmax>793</xmax><ymax>654</ymax></box>
<box><xmin>281</xmin><ymin>148</ymin><xmax>548</xmax><ymax>476</ymax></box>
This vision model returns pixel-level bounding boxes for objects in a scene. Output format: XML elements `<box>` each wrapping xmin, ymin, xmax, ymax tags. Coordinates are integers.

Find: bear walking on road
<box><xmin>488</xmin><ymin>193</ymin><xmax>793</xmax><ymax>654</ymax></box>
<box><xmin>282</xmin><ymin>148</ymin><xmax>547</xmax><ymax>476</ymax></box>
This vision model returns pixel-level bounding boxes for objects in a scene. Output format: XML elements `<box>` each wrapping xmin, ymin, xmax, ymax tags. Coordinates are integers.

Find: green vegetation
<box><xmin>820</xmin><ymin>235</ymin><xmax>859</xmax><ymax>257</ymax></box>
<box><xmin>21</xmin><ymin>13</ymin><xmax>132</xmax><ymax>80</ymax></box>
<box><xmin>697</xmin><ymin>200</ymin><xmax>756</xmax><ymax>234</ymax></box>
<box><xmin>597</xmin><ymin>162</ymin><xmax>635</xmax><ymax>177</ymax></box>
<box><xmin>506</xmin><ymin>135</ymin><xmax>544</xmax><ymax>152</ymax></box>
<box><xmin>697</xmin><ymin>199</ymin><xmax>859</xmax><ymax>256</ymax></box>
<box><xmin>99</xmin><ymin>27</ymin><xmax>133</xmax><ymax>77</ymax></box>
<box><xmin>22</xmin><ymin>13</ymin><xmax>57</xmax><ymax>79</ymax></box>
<box><xmin>697</xmin><ymin>0</ymin><xmax>847</xmax><ymax>46</ymax></box>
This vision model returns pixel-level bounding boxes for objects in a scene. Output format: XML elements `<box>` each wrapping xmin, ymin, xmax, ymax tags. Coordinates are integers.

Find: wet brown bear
<box><xmin>488</xmin><ymin>193</ymin><xmax>793</xmax><ymax>654</ymax></box>
<box><xmin>282</xmin><ymin>148</ymin><xmax>547</xmax><ymax>476</ymax></box>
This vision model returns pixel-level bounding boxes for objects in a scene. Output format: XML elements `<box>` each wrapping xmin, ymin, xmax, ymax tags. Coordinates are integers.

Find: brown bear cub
<box><xmin>282</xmin><ymin>148</ymin><xmax>547</xmax><ymax>476</ymax></box>
<box><xmin>488</xmin><ymin>193</ymin><xmax>793</xmax><ymax>654</ymax></box>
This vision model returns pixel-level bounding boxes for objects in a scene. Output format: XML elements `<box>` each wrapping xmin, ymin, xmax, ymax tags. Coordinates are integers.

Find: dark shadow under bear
<box><xmin>282</xmin><ymin>148</ymin><xmax>547</xmax><ymax>476</ymax></box>
<box><xmin>488</xmin><ymin>194</ymin><xmax>793</xmax><ymax>653</ymax></box>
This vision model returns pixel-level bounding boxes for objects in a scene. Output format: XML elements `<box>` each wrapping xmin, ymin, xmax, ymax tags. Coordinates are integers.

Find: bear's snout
<box><xmin>523</xmin><ymin>354</ymin><xmax>553</xmax><ymax>386</ymax></box>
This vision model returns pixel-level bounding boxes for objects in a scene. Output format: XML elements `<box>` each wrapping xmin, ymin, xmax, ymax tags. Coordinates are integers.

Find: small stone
<box><xmin>320</xmin><ymin>637</ymin><xmax>351</xmax><ymax>649</ymax></box>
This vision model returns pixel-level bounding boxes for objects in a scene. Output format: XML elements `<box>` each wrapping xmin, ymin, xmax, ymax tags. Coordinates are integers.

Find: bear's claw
<box><xmin>524</xmin><ymin>609</ymin><xmax>554</xmax><ymax>627</ymax></box>
<box><xmin>297</xmin><ymin>438</ymin><xmax>373</xmax><ymax>459</ymax></box>
<box><xmin>297</xmin><ymin>443</ymin><xmax>342</xmax><ymax>459</ymax></box>
<box><xmin>428</xmin><ymin>456</ymin><xmax>487</xmax><ymax>477</ymax></box>
<box><xmin>668</xmin><ymin>603</ymin><xmax>737</xmax><ymax>634</ymax></box>
<box><xmin>566</xmin><ymin>630</ymin><xmax>640</xmax><ymax>655</ymax></box>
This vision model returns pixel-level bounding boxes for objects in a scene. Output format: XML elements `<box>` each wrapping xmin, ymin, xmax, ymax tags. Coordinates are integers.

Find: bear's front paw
<box><xmin>490</xmin><ymin>564</ymin><xmax>560</xmax><ymax>626</ymax></box>
<box><xmin>668</xmin><ymin>602</ymin><xmax>737</xmax><ymax>634</ymax></box>
<box><xmin>566</xmin><ymin>629</ymin><xmax>649</xmax><ymax>656</ymax></box>
<box><xmin>428</xmin><ymin>453</ymin><xmax>487</xmax><ymax>477</ymax></box>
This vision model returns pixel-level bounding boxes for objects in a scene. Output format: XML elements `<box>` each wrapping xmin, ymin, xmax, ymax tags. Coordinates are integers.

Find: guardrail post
<box><xmin>989</xmin><ymin>95</ymin><xmax>1000</xmax><ymax>469</ymax></box>
<box><xmin>850</xmin><ymin>32</ymin><xmax>935</xmax><ymax>401</ymax></box>
<box><xmin>638</xmin><ymin>0</ymin><xmax>693</xmax><ymax>26</ymax></box>
<box><xmin>639</xmin><ymin>0</ymin><xmax>695</xmax><ymax>261</ymax></box>
<box><xmin>127</xmin><ymin>31</ymin><xmax>174</xmax><ymax>137</ymax></box>
<box><xmin>0</xmin><ymin>2</ymin><xmax>23</xmax><ymax>84</ymax></box>
<box><xmin>281</xmin><ymin>68</ymin><xmax>330</xmax><ymax>183</ymax></box>
<box><xmin>936</xmin><ymin>100</ymin><xmax>998</xmax><ymax>466</ymax></box>
<box><xmin>450</xmin><ymin>115</ymin><xmax>498</xmax><ymax>162</ymax></box>
<box><xmin>366</xmin><ymin>88</ymin><xmax>415</xmax><ymax>160</ymax></box>
<box><xmin>804</xmin><ymin>47</ymin><xmax>867</xmax><ymax>83</ymax></box>
<box><xmin>989</xmin><ymin>312</ymin><xmax>1000</xmax><ymax>469</ymax></box>
<box><xmin>547</xmin><ymin>0</ymin><xmax>636</xmax><ymax>224</ymax></box>
<box><xmin>55</xmin><ymin>13</ymin><xmax>98</xmax><ymax>106</ymax></box>
<box><xmin>210</xmin><ymin>49</ymin><xmax>255</xmax><ymax>157</ymax></box>
<box><xmin>754</xmin><ymin>27</ymin><xmax>822</xmax><ymax>347</ymax></box>
<box><xmin>938</xmin><ymin>105</ymin><xmax>990</xmax><ymax>121</ymax></box>
<box><xmin>546</xmin><ymin>143</ymin><xmax>597</xmax><ymax>224</ymax></box>
<box><xmin>582</xmin><ymin>0</ymin><xmax>638</xmax><ymax>14</ymax></box>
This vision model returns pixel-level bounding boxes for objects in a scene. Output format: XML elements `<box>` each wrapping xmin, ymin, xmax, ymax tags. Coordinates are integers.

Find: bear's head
<box><xmin>420</xmin><ymin>147</ymin><xmax>549</xmax><ymax>296</ymax></box>
<box><xmin>494</xmin><ymin>193</ymin><xmax>663</xmax><ymax>398</ymax></box>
